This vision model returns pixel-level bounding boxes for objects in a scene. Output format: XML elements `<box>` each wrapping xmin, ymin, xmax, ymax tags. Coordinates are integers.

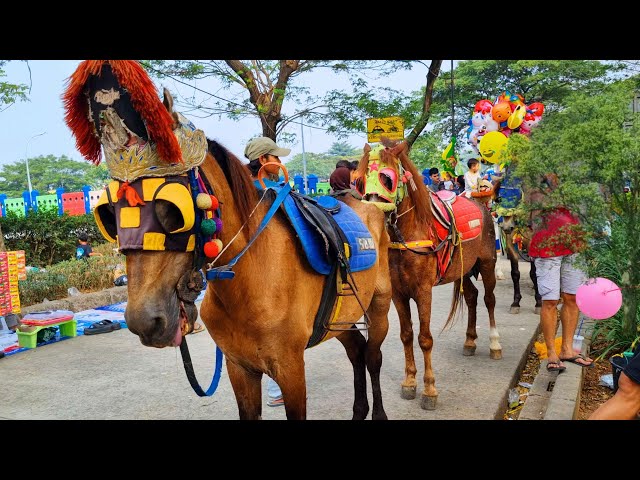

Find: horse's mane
<box><xmin>206</xmin><ymin>139</ymin><xmax>258</xmax><ymax>228</ymax></box>
<box><xmin>394</xmin><ymin>146</ymin><xmax>433</xmax><ymax>226</ymax></box>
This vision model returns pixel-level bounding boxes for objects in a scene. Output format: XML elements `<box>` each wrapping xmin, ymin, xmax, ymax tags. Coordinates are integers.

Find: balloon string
<box><xmin>603</xmin><ymin>288</ymin><xmax>622</xmax><ymax>294</ymax></box>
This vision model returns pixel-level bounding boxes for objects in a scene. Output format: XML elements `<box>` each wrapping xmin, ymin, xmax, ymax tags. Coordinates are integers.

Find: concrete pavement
<box><xmin>0</xmin><ymin>257</ymin><xmax>544</xmax><ymax>420</ymax></box>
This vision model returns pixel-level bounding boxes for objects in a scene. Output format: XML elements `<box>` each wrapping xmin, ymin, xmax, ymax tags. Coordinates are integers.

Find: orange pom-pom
<box><xmin>203</xmin><ymin>241</ymin><xmax>220</xmax><ymax>258</ymax></box>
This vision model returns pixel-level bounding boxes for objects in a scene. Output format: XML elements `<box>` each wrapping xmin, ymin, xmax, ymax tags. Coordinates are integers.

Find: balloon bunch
<box><xmin>465</xmin><ymin>91</ymin><xmax>545</xmax><ymax>164</ymax></box>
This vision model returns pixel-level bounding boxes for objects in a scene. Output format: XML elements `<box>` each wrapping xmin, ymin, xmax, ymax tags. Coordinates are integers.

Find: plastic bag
<box><xmin>114</xmin><ymin>275</ymin><xmax>128</xmax><ymax>286</ymax></box>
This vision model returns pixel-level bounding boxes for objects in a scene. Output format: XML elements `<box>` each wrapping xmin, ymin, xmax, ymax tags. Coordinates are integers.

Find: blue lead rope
<box><xmin>180</xmin><ymin>338</ymin><xmax>224</xmax><ymax>397</ymax></box>
<box><xmin>206</xmin><ymin>182</ymin><xmax>292</xmax><ymax>280</ymax></box>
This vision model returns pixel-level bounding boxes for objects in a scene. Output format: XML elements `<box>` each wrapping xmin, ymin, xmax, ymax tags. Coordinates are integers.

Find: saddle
<box><xmin>428</xmin><ymin>191</ymin><xmax>484</xmax><ymax>285</ymax></box>
<box><xmin>260</xmin><ymin>184</ymin><xmax>377</xmax><ymax>348</ymax></box>
<box><xmin>429</xmin><ymin>192</ymin><xmax>483</xmax><ymax>243</ymax></box>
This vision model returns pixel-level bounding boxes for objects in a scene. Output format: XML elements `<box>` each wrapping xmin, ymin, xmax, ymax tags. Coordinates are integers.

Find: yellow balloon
<box><xmin>507</xmin><ymin>104</ymin><xmax>526</xmax><ymax>129</ymax></box>
<box><xmin>478</xmin><ymin>131</ymin><xmax>508</xmax><ymax>164</ymax></box>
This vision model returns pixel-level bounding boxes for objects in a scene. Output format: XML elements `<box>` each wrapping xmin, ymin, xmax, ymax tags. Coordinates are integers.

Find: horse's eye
<box><xmin>380</xmin><ymin>173</ymin><xmax>393</xmax><ymax>191</ymax></box>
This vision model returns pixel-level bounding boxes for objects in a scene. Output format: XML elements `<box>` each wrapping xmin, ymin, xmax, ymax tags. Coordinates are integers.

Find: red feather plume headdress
<box><xmin>62</xmin><ymin>60</ymin><xmax>182</xmax><ymax>165</ymax></box>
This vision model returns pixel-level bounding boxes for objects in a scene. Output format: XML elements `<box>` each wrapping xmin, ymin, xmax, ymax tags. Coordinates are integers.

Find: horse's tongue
<box><xmin>173</xmin><ymin>319</ymin><xmax>183</xmax><ymax>347</ymax></box>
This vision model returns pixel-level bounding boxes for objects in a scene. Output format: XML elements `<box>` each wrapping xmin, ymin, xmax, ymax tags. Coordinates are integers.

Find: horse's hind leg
<box><xmin>337</xmin><ymin>329</ymin><xmax>371</xmax><ymax>420</ymax></box>
<box><xmin>530</xmin><ymin>260</ymin><xmax>542</xmax><ymax>314</ymax></box>
<box><xmin>226</xmin><ymin>360</ymin><xmax>263</xmax><ymax>420</ymax></box>
<box><xmin>461</xmin><ymin>276</ymin><xmax>479</xmax><ymax>356</ymax></box>
<box><xmin>393</xmin><ymin>293</ymin><xmax>419</xmax><ymax>401</ymax></box>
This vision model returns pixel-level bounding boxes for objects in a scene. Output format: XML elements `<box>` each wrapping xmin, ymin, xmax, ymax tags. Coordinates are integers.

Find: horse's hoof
<box><xmin>401</xmin><ymin>386</ymin><xmax>417</xmax><ymax>400</ymax></box>
<box><xmin>490</xmin><ymin>349</ymin><xmax>503</xmax><ymax>360</ymax></box>
<box><xmin>509</xmin><ymin>306</ymin><xmax>520</xmax><ymax>314</ymax></box>
<box><xmin>534</xmin><ymin>306</ymin><xmax>542</xmax><ymax>315</ymax></box>
<box><xmin>463</xmin><ymin>345</ymin><xmax>476</xmax><ymax>356</ymax></box>
<box><xmin>421</xmin><ymin>394</ymin><xmax>437</xmax><ymax>410</ymax></box>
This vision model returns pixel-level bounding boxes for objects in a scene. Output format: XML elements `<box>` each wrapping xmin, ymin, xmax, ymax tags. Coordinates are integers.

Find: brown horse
<box><xmin>357</xmin><ymin>140</ymin><xmax>501</xmax><ymax>410</ymax></box>
<box><xmin>63</xmin><ymin>60</ymin><xmax>392</xmax><ymax>420</ymax></box>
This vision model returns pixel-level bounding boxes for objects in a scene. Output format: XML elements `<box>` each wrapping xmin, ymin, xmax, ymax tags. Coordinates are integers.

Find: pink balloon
<box><xmin>576</xmin><ymin>277</ymin><xmax>623</xmax><ymax>320</ymax></box>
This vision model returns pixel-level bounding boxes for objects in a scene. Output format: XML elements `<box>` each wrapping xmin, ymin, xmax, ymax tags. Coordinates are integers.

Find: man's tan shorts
<box><xmin>533</xmin><ymin>253</ymin><xmax>586</xmax><ymax>301</ymax></box>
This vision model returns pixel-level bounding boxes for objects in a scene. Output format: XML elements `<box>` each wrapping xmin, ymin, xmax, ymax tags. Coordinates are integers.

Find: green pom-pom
<box><xmin>200</xmin><ymin>219</ymin><xmax>217</xmax><ymax>235</ymax></box>
<box><xmin>196</xmin><ymin>193</ymin><xmax>212</xmax><ymax>209</ymax></box>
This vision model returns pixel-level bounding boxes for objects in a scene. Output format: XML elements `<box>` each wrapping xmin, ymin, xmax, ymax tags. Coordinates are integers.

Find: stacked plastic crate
<box><xmin>0</xmin><ymin>250</ymin><xmax>26</xmax><ymax>315</ymax></box>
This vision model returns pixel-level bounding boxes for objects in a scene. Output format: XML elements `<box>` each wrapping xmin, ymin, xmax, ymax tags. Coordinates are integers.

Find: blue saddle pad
<box><xmin>282</xmin><ymin>194</ymin><xmax>377</xmax><ymax>275</ymax></box>
<box><xmin>500</xmin><ymin>174</ymin><xmax>523</xmax><ymax>208</ymax></box>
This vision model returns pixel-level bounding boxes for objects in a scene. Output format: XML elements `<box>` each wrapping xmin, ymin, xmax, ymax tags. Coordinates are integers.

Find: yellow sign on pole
<box><xmin>366</xmin><ymin>116</ymin><xmax>405</xmax><ymax>143</ymax></box>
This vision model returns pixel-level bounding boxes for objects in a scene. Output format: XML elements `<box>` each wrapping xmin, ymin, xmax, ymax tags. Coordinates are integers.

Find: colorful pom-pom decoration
<box><xmin>196</xmin><ymin>193</ymin><xmax>212</xmax><ymax>210</ymax></box>
<box><xmin>213</xmin><ymin>217</ymin><xmax>223</xmax><ymax>233</ymax></box>
<box><xmin>200</xmin><ymin>218</ymin><xmax>217</xmax><ymax>236</ymax></box>
<box><xmin>209</xmin><ymin>195</ymin><xmax>219</xmax><ymax>210</ymax></box>
<box><xmin>212</xmin><ymin>238</ymin><xmax>223</xmax><ymax>251</ymax></box>
<box><xmin>203</xmin><ymin>240</ymin><xmax>220</xmax><ymax>258</ymax></box>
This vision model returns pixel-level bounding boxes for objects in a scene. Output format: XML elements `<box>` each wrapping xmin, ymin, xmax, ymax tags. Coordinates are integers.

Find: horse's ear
<box><xmin>162</xmin><ymin>88</ymin><xmax>180</xmax><ymax>128</ymax></box>
<box><xmin>364</xmin><ymin>143</ymin><xmax>371</xmax><ymax>154</ymax></box>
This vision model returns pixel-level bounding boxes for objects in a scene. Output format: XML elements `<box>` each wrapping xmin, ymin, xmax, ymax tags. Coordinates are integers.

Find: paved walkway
<box><xmin>0</xmin><ymin>257</ymin><xmax>544</xmax><ymax>420</ymax></box>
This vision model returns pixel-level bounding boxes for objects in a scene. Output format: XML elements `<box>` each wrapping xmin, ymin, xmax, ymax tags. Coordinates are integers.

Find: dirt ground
<box><xmin>504</xmin><ymin>333</ymin><xmax>615</xmax><ymax>420</ymax></box>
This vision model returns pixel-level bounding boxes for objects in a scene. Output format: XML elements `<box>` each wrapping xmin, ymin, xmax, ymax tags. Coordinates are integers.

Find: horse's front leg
<box><xmin>273</xmin><ymin>357</ymin><xmax>307</xmax><ymax>420</ymax></box>
<box><xmin>530</xmin><ymin>260</ymin><xmax>542</xmax><ymax>314</ymax></box>
<box><xmin>414</xmin><ymin>288</ymin><xmax>438</xmax><ymax>410</ymax></box>
<box><xmin>506</xmin><ymin>240</ymin><xmax>522</xmax><ymax>314</ymax></box>
<box><xmin>226</xmin><ymin>360</ymin><xmax>263</xmax><ymax>420</ymax></box>
<box><xmin>393</xmin><ymin>293</ymin><xmax>418</xmax><ymax>401</ymax></box>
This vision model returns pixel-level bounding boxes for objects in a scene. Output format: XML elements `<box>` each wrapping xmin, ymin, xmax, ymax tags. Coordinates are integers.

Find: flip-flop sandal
<box><xmin>546</xmin><ymin>361</ymin><xmax>566</xmax><ymax>372</ymax></box>
<box><xmin>559</xmin><ymin>354</ymin><xmax>594</xmax><ymax>368</ymax></box>
<box><xmin>84</xmin><ymin>320</ymin><xmax>121</xmax><ymax>335</ymax></box>
<box><xmin>188</xmin><ymin>323</ymin><xmax>205</xmax><ymax>335</ymax></box>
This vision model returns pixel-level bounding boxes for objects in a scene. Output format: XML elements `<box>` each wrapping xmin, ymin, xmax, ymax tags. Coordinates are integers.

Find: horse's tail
<box><xmin>443</xmin><ymin>276</ymin><xmax>466</xmax><ymax>331</ymax></box>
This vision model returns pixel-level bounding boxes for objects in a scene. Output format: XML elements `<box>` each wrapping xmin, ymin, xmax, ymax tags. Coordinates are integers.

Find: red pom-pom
<box><xmin>209</xmin><ymin>195</ymin><xmax>219</xmax><ymax>210</ymax></box>
<box><xmin>203</xmin><ymin>241</ymin><xmax>220</xmax><ymax>258</ymax></box>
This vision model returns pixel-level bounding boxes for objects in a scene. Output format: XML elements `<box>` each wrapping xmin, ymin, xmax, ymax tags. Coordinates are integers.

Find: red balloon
<box><xmin>527</xmin><ymin>102</ymin><xmax>545</xmax><ymax>117</ymax></box>
<box><xmin>474</xmin><ymin>99</ymin><xmax>493</xmax><ymax>114</ymax></box>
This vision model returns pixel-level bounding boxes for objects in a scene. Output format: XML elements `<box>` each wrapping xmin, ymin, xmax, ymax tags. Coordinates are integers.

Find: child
<box><xmin>463</xmin><ymin>158</ymin><xmax>481</xmax><ymax>198</ymax></box>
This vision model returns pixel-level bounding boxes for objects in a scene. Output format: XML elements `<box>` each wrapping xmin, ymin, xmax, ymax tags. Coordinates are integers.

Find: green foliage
<box><xmin>18</xmin><ymin>270</ymin><xmax>69</xmax><ymax>307</ymax></box>
<box><xmin>0</xmin><ymin>61</ymin><xmax>29</xmax><ymax>107</ymax></box>
<box><xmin>0</xmin><ymin>207</ymin><xmax>103</xmax><ymax>267</ymax></box>
<box><xmin>583</xmin><ymin>221</ymin><xmax>640</xmax><ymax>358</ymax></box>
<box><xmin>285</xmin><ymin>151</ymin><xmax>360</xmax><ymax>180</ymax></box>
<box><xmin>327</xmin><ymin>141</ymin><xmax>360</xmax><ymax>156</ymax></box>
<box><xmin>514</xmin><ymin>78</ymin><xmax>640</xmax><ymax>354</ymax></box>
<box><xmin>0</xmin><ymin>155</ymin><xmax>108</xmax><ymax>197</ymax></box>
<box><xmin>17</xmin><ymin>245</ymin><xmax>124</xmax><ymax>306</ymax></box>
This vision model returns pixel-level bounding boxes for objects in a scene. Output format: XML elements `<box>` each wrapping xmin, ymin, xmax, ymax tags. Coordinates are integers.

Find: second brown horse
<box><xmin>358</xmin><ymin>141</ymin><xmax>501</xmax><ymax>410</ymax></box>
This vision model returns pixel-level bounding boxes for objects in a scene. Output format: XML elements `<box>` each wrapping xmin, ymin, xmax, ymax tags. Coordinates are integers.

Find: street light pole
<box><xmin>25</xmin><ymin>131</ymin><xmax>46</xmax><ymax>199</ymax></box>
<box><xmin>300</xmin><ymin>116</ymin><xmax>308</xmax><ymax>194</ymax></box>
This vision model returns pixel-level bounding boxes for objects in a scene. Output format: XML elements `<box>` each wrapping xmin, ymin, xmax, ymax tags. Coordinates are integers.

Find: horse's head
<box><xmin>63</xmin><ymin>60</ymin><xmax>211</xmax><ymax>348</ymax></box>
<box><xmin>357</xmin><ymin>138</ymin><xmax>412</xmax><ymax>212</ymax></box>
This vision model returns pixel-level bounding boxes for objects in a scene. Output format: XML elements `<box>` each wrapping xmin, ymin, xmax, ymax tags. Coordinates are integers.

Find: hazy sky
<box><xmin>0</xmin><ymin>60</ymin><xmax>452</xmax><ymax>169</ymax></box>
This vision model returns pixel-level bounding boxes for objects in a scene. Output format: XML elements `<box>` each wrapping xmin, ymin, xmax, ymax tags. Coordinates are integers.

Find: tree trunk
<box><xmin>406</xmin><ymin>60</ymin><xmax>443</xmax><ymax>148</ymax></box>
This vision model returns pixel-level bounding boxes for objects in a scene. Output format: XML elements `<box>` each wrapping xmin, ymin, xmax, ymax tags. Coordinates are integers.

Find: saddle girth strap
<box><xmin>306</xmin><ymin>263</ymin><xmax>339</xmax><ymax>349</ymax></box>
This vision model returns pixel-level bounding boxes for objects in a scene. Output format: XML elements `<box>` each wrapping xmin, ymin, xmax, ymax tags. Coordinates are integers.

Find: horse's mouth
<box><xmin>362</xmin><ymin>193</ymin><xmax>397</xmax><ymax>212</ymax></box>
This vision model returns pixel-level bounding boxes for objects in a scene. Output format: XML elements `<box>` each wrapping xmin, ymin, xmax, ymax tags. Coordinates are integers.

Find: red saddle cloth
<box><xmin>429</xmin><ymin>192</ymin><xmax>483</xmax><ymax>242</ymax></box>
